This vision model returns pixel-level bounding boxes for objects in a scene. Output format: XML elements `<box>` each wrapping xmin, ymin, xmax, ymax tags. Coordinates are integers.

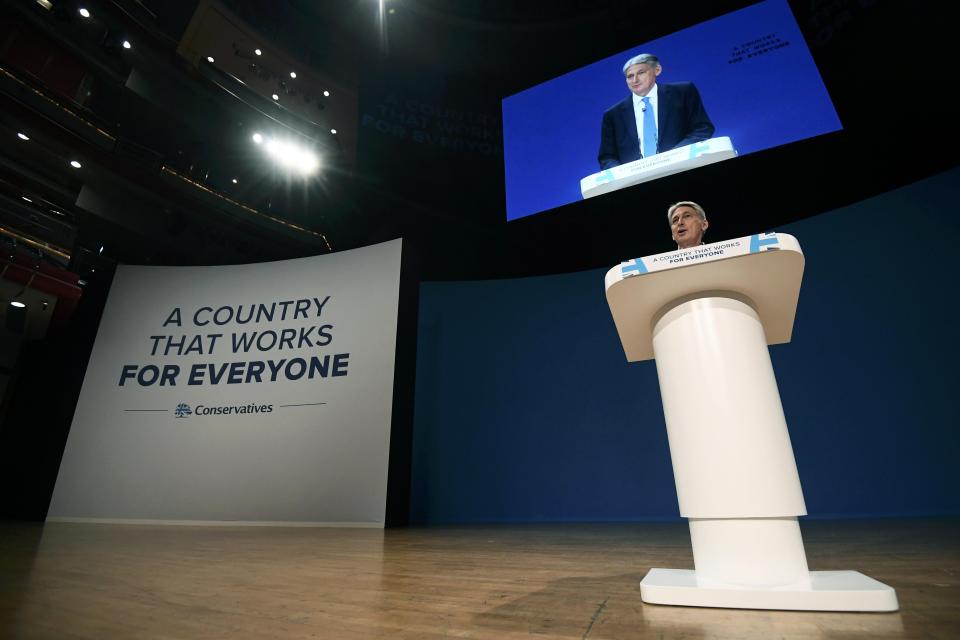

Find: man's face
<box><xmin>625</xmin><ymin>62</ymin><xmax>661</xmax><ymax>97</ymax></box>
<box><xmin>670</xmin><ymin>206</ymin><xmax>709</xmax><ymax>249</ymax></box>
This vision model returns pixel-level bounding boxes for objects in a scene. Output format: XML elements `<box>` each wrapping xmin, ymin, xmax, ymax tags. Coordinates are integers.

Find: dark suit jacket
<box><xmin>597</xmin><ymin>82</ymin><xmax>715</xmax><ymax>169</ymax></box>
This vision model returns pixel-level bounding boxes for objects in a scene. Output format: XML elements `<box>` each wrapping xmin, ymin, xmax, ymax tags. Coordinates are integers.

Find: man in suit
<box><xmin>598</xmin><ymin>54</ymin><xmax>715</xmax><ymax>169</ymax></box>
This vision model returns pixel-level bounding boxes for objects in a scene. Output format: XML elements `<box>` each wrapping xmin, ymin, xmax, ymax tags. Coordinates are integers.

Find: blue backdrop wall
<box><xmin>411</xmin><ymin>167</ymin><xmax>960</xmax><ymax>524</ymax></box>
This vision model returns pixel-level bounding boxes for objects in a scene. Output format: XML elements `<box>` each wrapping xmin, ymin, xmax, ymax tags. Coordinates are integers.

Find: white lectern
<box><xmin>605</xmin><ymin>233</ymin><xmax>898</xmax><ymax>612</ymax></box>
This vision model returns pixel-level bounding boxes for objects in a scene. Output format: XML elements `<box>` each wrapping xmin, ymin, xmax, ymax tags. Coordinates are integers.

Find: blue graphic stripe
<box><xmin>688</xmin><ymin>141</ymin><xmax>710</xmax><ymax>158</ymax></box>
<box><xmin>621</xmin><ymin>258</ymin><xmax>648</xmax><ymax>276</ymax></box>
<box><xmin>750</xmin><ymin>233</ymin><xmax>779</xmax><ymax>253</ymax></box>
<box><xmin>596</xmin><ymin>169</ymin><xmax>615</xmax><ymax>185</ymax></box>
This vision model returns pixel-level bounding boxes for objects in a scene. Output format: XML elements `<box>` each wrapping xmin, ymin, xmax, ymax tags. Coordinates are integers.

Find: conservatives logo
<box><xmin>173</xmin><ymin>401</ymin><xmax>274</xmax><ymax>418</ymax></box>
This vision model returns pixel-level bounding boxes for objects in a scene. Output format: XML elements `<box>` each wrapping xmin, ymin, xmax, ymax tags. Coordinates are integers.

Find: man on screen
<box><xmin>598</xmin><ymin>54</ymin><xmax>715</xmax><ymax>169</ymax></box>
<box><xmin>668</xmin><ymin>201</ymin><xmax>709</xmax><ymax>249</ymax></box>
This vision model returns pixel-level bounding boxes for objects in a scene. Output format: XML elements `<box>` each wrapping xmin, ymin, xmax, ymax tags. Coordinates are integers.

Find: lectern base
<box><xmin>640</xmin><ymin>569</ymin><xmax>899</xmax><ymax>612</ymax></box>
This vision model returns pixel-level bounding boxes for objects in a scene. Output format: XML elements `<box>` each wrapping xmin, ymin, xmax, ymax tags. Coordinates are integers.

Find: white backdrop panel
<box><xmin>48</xmin><ymin>239</ymin><xmax>402</xmax><ymax>525</ymax></box>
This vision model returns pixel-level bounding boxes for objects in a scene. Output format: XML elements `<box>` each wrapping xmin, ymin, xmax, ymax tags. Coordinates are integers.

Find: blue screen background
<box><xmin>502</xmin><ymin>0</ymin><xmax>842</xmax><ymax>221</ymax></box>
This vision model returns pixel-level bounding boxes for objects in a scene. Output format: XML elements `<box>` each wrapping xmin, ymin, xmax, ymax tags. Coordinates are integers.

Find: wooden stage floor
<box><xmin>1</xmin><ymin>519</ymin><xmax>957</xmax><ymax>639</ymax></box>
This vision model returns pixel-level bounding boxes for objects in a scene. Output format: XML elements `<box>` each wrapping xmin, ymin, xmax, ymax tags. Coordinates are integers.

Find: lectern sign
<box><xmin>616</xmin><ymin>233</ymin><xmax>781</xmax><ymax>279</ymax></box>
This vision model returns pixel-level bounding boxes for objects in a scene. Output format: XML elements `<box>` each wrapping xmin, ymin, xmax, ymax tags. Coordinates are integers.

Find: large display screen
<box><xmin>502</xmin><ymin>0</ymin><xmax>841</xmax><ymax>221</ymax></box>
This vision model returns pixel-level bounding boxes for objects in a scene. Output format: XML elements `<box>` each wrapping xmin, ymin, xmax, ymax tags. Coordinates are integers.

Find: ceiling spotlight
<box><xmin>302</xmin><ymin>156</ymin><xmax>320</xmax><ymax>175</ymax></box>
<box><xmin>254</xmin><ymin>48</ymin><xmax>262</xmax><ymax>56</ymax></box>
<box><xmin>122</xmin><ymin>40</ymin><xmax>132</xmax><ymax>49</ymax></box>
<box><xmin>330</xmin><ymin>129</ymin><xmax>337</xmax><ymax>135</ymax></box>
<box><xmin>231</xmin><ymin>178</ymin><xmax>238</xmax><ymax>184</ymax></box>
<box><xmin>70</xmin><ymin>160</ymin><xmax>82</xmax><ymax>168</ymax></box>
<box><xmin>78</xmin><ymin>279</ymin><xmax>87</xmax><ymax>286</ymax></box>
<box><xmin>294</xmin><ymin>151</ymin><xmax>320</xmax><ymax>175</ymax></box>
<box><xmin>265</xmin><ymin>139</ymin><xmax>281</xmax><ymax>156</ymax></box>
<box><xmin>7</xmin><ymin>300</ymin><xmax>27</xmax><ymax>331</ymax></box>
<box><xmin>99</xmin><ymin>245</ymin><xmax>104</xmax><ymax>254</ymax></box>
<box><xmin>261</xmin><ymin>138</ymin><xmax>320</xmax><ymax>176</ymax></box>
<box><xmin>21</xmin><ymin>196</ymin><xmax>32</xmax><ymax>202</ymax></box>
<box><xmin>206</xmin><ymin>56</ymin><xmax>215</xmax><ymax>63</ymax></box>
<box><xmin>17</xmin><ymin>132</ymin><xmax>29</xmax><ymax>141</ymax></box>
<box><xmin>252</xmin><ymin>132</ymin><xmax>263</xmax><ymax>144</ymax></box>
<box><xmin>272</xmin><ymin>94</ymin><xmax>279</xmax><ymax>101</ymax></box>
<box><xmin>78</xmin><ymin>7</ymin><xmax>90</xmax><ymax>18</ymax></box>
<box><xmin>323</xmin><ymin>90</ymin><xmax>330</xmax><ymax>97</ymax></box>
<box><xmin>290</xmin><ymin>71</ymin><xmax>297</xmax><ymax>79</ymax></box>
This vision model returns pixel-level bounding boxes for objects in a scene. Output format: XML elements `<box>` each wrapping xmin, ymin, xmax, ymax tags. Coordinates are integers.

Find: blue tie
<box><xmin>641</xmin><ymin>96</ymin><xmax>657</xmax><ymax>158</ymax></box>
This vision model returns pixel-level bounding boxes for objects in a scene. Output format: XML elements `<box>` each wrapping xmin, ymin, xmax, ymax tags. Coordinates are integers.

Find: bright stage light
<box><xmin>79</xmin><ymin>8</ymin><xmax>90</xmax><ymax>18</ymax></box>
<box><xmin>299</xmin><ymin>152</ymin><xmax>320</xmax><ymax>174</ymax></box>
<box><xmin>252</xmin><ymin>132</ymin><xmax>263</xmax><ymax>144</ymax></box>
<box><xmin>259</xmin><ymin>137</ymin><xmax>320</xmax><ymax>176</ymax></box>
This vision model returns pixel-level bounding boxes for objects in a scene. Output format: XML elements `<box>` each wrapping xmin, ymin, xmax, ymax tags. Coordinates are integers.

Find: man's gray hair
<box><xmin>667</xmin><ymin>201</ymin><xmax>707</xmax><ymax>223</ymax></box>
<box><xmin>623</xmin><ymin>53</ymin><xmax>660</xmax><ymax>75</ymax></box>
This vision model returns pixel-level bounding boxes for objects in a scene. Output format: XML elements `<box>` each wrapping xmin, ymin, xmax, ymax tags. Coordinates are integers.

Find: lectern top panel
<box><xmin>605</xmin><ymin>233</ymin><xmax>804</xmax><ymax>362</ymax></box>
<box><xmin>581</xmin><ymin>137</ymin><xmax>737</xmax><ymax>200</ymax></box>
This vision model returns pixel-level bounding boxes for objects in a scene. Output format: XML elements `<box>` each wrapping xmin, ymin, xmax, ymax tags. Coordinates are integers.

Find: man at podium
<box><xmin>668</xmin><ymin>201</ymin><xmax>709</xmax><ymax>249</ymax></box>
<box><xmin>597</xmin><ymin>54</ymin><xmax>715</xmax><ymax>169</ymax></box>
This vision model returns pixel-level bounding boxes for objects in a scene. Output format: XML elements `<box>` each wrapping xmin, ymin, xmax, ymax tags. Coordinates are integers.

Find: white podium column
<box><xmin>688</xmin><ymin>517</ymin><xmax>808</xmax><ymax>587</ymax></box>
<box><xmin>653</xmin><ymin>294</ymin><xmax>809</xmax><ymax>587</ymax></box>
<box><xmin>651</xmin><ymin>295</ymin><xmax>805</xmax><ymax>520</ymax></box>
<box><xmin>640</xmin><ymin>293</ymin><xmax>898</xmax><ymax>610</ymax></box>
<box><xmin>604</xmin><ymin>233</ymin><xmax>898</xmax><ymax>611</ymax></box>
<box><xmin>605</xmin><ymin>234</ymin><xmax>898</xmax><ymax>611</ymax></box>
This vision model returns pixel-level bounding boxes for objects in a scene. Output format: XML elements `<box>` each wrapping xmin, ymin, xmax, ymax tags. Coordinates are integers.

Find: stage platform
<box><xmin>1</xmin><ymin>519</ymin><xmax>957</xmax><ymax>639</ymax></box>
